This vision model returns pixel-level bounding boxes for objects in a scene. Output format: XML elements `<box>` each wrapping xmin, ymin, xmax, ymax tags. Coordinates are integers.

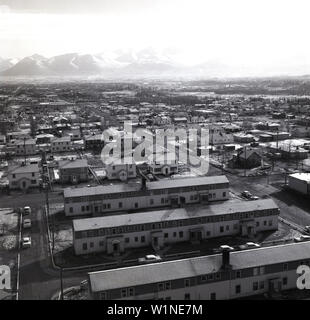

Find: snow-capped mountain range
<box><xmin>0</xmin><ymin>48</ymin><xmax>235</xmax><ymax>78</ymax></box>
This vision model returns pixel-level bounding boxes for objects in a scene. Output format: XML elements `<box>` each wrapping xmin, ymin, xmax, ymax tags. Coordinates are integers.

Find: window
<box><xmin>82</xmin><ymin>243</ymin><xmax>87</xmax><ymax>250</ymax></box>
<box><xmin>150</xmin><ymin>199</ymin><xmax>154</xmax><ymax>205</ymax></box>
<box><xmin>283</xmin><ymin>277</ymin><xmax>288</xmax><ymax>286</ymax></box>
<box><xmin>235</xmin><ymin>285</ymin><xmax>241</xmax><ymax>294</ymax></box>
<box><xmin>31</xmin><ymin>180</ymin><xmax>36</xmax><ymax>184</ymax></box>
<box><xmin>99</xmin><ymin>241</ymin><xmax>104</xmax><ymax>247</ymax></box>
<box><xmin>259</xmin><ymin>281</ymin><xmax>264</xmax><ymax>289</ymax></box>
<box><xmin>236</xmin><ymin>271</ymin><xmax>241</xmax><ymax>278</ymax></box>
<box><xmin>223</xmin><ymin>192</ymin><xmax>226</xmax><ymax>197</ymax></box>
<box><xmin>128</xmin><ymin>288</ymin><xmax>134</xmax><ymax>296</ymax></box>
<box><xmin>226</xmin><ymin>225</ymin><xmax>229</xmax><ymax>231</ymax></box>
<box><xmin>173</xmin><ymin>232</ymin><xmax>177</xmax><ymax>237</ymax></box>
<box><xmin>264</xmin><ymin>221</ymin><xmax>267</xmax><ymax>226</ymax></box>
<box><xmin>215</xmin><ymin>273</ymin><xmax>221</xmax><ymax>280</ymax></box>
<box><xmin>119</xmin><ymin>202</ymin><xmax>123</xmax><ymax>208</ymax></box>
<box><xmin>135</xmin><ymin>237</ymin><xmax>138</xmax><ymax>242</ymax></box>
<box><xmin>206</xmin><ymin>231</ymin><xmax>211</xmax><ymax>236</ymax></box>
<box><xmin>283</xmin><ymin>263</ymin><xmax>288</xmax><ymax>271</ymax></box>
<box><xmin>141</xmin><ymin>236</ymin><xmax>145</xmax><ymax>243</ymax></box>
<box><xmin>135</xmin><ymin>203</ymin><xmax>138</xmax><ymax>209</ymax></box>
<box><xmin>99</xmin><ymin>292</ymin><xmax>107</xmax><ymax>300</ymax></box>
<box><xmin>81</xmin><ymin>206</ymin><xmax>85</xmax><ymax>212</ymax></box>
<box><xmin>12</xmin><ymin>174</ymin><xmax>16</xmax><ymax>179</ymax></box>
<box><xmin>253</xmin><ymin>267</ymin><xmax>259</xmax><ymax>276</ymax></box>
<box><xmin>179</xmin><ymin>231</ymin><xmax>183</xmax><ymax>238</ymax></box>
<box><xmin>32</xmin><ymin>172</ymin><xmax>35</xmax><ymax>177</ymax></box>
<box><xmin>161</xmin><ymin>198</ymin><xmax>165</xmax><ymax>204</ymax></box>
<box><xmin>158</xmin><ymin>283</ymin><xmax>164</xmax><ymax>291</ymax></box>
<box><xmin>165</xmin><ymin>282</ymin><xmax>171</xmax><ymax>290</ymax></box>
<box><xmin>125</xmin><ymin>238</ymin><xmax>129</xmax><ymax>243</ymax></box>
<box><xmin>69</xmin><ymin>207</ymin><xmax>73</xmax><ymax>213</ymax></box>
<box><xmin>256</xmin><ymin>221</ymin><xmax>259</xmax><ymax>227</ymax></box>
<box><xmin>164</xmin><ymin>233</ymin><xmax>168</xmax><ymax>238</ymax></box>
<box><xmin>185</xmin><ymin>279</ymin><xmax>190</xmax><ymax>287</ymax></box>
<box><xmin>210</xmin><ymin>292</ymin><xmax>216</xmax><ymax>300</ymax></box>
<box><xmin>184</xmin><ymin>293</ymin><xmax>191</xmax><ymax>300</ymax></box>
<box><xmin>220</xmin><ymin>226</ymin><xmax>224</xmax><ymax>233</ymax></box>
<box><xmin>201</xmin><ymin>275</ymin><xmax>207</xmax><ymax>282</ymax></box>
<box><xmin>121</xmin><ymin>289</ymin><xmax>127</xmax><ymax>298</ymax></box>
<box><xmin>90</xmin><ymin>242</ymin><xmax>94</xmax><ymax>248</ymax></box>
<box><xmin>253</xmin><ymin>282</ymin><xmax>258</xmax><ymax>291</ymax></box>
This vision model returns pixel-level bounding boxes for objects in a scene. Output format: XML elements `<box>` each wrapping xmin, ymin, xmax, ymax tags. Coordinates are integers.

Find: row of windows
<box><xmin>74</xmin><ymin>215</ymin><xmax>276</xmax><ymax>239</ymax></box>
<box><xmin>97</xmin><ymin>262</ymin><xmax>305</xmax><ymax>299</ymax></box>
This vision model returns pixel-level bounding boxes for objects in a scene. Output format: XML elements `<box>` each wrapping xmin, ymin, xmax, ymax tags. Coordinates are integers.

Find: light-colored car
<box><xmin>213</xmin><ymin>245</ymin><xmax>234</xmax><ymax>253</ymax></box>
<box><xmin>239</xmin><ymin>242</ymin><xmax>261</xmax><ymax>250</ymax></box>
<box><xmin>294</xmin><ymin>235</ymin><xmax>310</xmax><ymax>242</ymax></box>
<box><xmin>21</xmin><ymin>236</ymin><xmax>31</xmax><ymax>248</ymax></box>
<box><xmin>23</xmin><ymin>219</ymin><xmax>31</xmax><ymax>229</ymax></box>
<box><xmin>23</xmin><ymin>206</ymin><xmax>31</xmax><ymax>216</ymax></box>
<box><xmin>241</xmin><ymin>191</ymin><xmax>252</xmax><ymax>199</ymax></box>
<box><xmin>138</xmin><ymin>254</ymin><xmax>162</xmax><ymax>264</ymax></box>
<box><xmin>250</xmin><ymin>195</ymin><xmax>260</xmax><ymax>200</ymax></box>
<box><xmin>304</xmin><ymin>226</ymin><xmax>310</xmax><ymax>234</ymax></box>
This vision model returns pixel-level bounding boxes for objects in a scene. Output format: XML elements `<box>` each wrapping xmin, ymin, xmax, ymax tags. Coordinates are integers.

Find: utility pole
<box><xmin>60</xmin><ymin>267</ymin><xmax>64</xmax><ymax>300</ymax></box>
<box><xmin>23</xmin><ymin>137</ymin><xmax>27</xmax><ymax>164</ymax></box>
<box><xmin>244</xmin><ymin>146</ymin><xmax>247</xmax><ymax>177</ymax></box>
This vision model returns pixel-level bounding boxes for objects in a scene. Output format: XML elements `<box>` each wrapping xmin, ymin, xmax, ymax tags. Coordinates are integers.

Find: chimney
<box><xmin>221</xmin><ymin>245</ymin><xmax>232</xmax><ymax>270</ymax></box>
<box><xmin>141</xmin><ymin>176</ymin><xmax>147</xmax><ymax>190</ymax></box>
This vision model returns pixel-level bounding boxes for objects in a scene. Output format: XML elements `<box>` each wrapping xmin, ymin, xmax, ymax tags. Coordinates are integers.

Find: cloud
<box><xmin>0</xmin><ymin>5</ymin><xmax>10</xmax><ymax>13</ymax></box>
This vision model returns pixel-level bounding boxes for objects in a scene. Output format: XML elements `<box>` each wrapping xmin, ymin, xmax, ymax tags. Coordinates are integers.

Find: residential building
<box><xmin>88</xmin><ymin>241</ymin><xmax>310</xmax><ymax>300</ymax></box>
<box><xmin>105</xmin><ymin>160</ymin><xmax>137</xmax><ymax>181</ymax></box>
<box><xmin>8</xmin><ymin>163</ymin><xmax>41</xmax><ymax>190</ymax></box>
<box><xmin>14</xmin><ymin>139</ymin><xmax>38</xmax><ymax>156</ymax></box>
<box><xmin>51</xmin><ymin>136</ymin><xmax>72</xmax><ymax>153</ymax></box>
<box><xmin>64</xmin><ymin>175</ymin><xmax>230</xmax><ymax>216</ymax></box>
<box><xmin>228</xmin><ymin>148</ymin><xmax>262</xmax><ymax>169</ymax></box>
<box><xmin>59</xmin><ymin>159</ymin><xmax>89</xmax><ymax>184</ymax></box>
<box><xmin>73</xmin><ymin>199</ymin><xmax>279</xmax><ymax>255</ymax></box>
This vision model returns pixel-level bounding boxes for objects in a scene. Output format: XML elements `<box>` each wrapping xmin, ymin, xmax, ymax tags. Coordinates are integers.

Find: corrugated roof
<box><xmin>73</xmin><ymin>199</ymin><xmax>278</xmax><ymax>232</ymax></box>
<box><xmin>89</xmin><ymin>241</ymin><xmax>310</xmax><ymax>292</ymax></box>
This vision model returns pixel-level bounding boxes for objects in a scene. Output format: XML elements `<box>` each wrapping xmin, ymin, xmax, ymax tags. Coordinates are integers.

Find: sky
<box><xmin>0</xmin><ymin>0</ymin><xmax>310</xmax><ymax>75</ymax></box>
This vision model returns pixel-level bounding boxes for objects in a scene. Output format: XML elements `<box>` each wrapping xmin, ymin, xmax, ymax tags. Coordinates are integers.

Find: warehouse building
<box><xmin>288</xmin><ymin>173</ymin><xmax>310</xmax><ymax>196</ymax></box>
<box><xmin>73</xmin><ymin>199</ymin><xmax>279</xmax><ymax>255</ymax></box>
<box><xmin>88</xmin><ymin>241</ymin><xmax>310</xmax><ymax>300</ymax></box>
<box><xmin>64</xmin><ymin>175</ymin><xmax>230</xmax><ymax>217</ymax></box>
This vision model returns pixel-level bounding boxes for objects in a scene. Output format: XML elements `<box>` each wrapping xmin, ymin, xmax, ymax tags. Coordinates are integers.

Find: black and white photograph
<box><xmin>0</xmin><ymin>0</ymin><xmax>310</xmax><ymax>311</ymax></box>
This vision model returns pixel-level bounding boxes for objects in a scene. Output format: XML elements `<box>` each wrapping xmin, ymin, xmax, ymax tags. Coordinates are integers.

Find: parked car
<box><xmin>213</xmin><ymin>245</ymin><xmax>234</xmax><ymax>253</ymax></box>
<box><xmin>241</xmin><ymin>191</ymin><xmax>252</xmax><ymax>199</ymax></box>
<box><xmin>305</xmin><ymin>226</ymin><xmax>310</xmax><ymax>234</ymax></box>
<box><xmin>239</xmin><ymin>242</ymin><xmax>261</xmax><ymax>250</ymax></box>
<box><xmin>138</xmin><ymin>254</ymin><xmax>162</xmax><ymax>264</ymax></box>
<box><xmin>23</xmin><ymin>219</ymin><xmax>31</xmax><ymax>229</ymax></box>
<box><xmin>21</xmin><ymin>236</ymin><xmax>31</xmax><ymax>248</ymax></box>
<box><xmin>294</xmin><ymin>235</ymin><xmax>310</xmax><ymax>242</ymax></box>
<box><xmin>250</xmin><ymin>195</ymin><xmax>260</xmax><ymax>200</ymax></box>
<box><xmin>23</xmin><ymin>206</ymin><xmax>31</xmax><ymax>216</ymax></box>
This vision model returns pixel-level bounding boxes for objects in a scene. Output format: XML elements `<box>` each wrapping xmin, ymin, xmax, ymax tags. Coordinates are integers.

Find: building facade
<box><xmin>59</xmin><ymin>159</ymin><xmax>89</xmax><ymax>184</ymax></box>
<box><xmin>64</xmin><ymin>176</ymin><xmax>230</xmax><ymax>217</ymax></box>
<box><xmin>88</xmin><ymin>241</ymin><xmax>310</xmax><ymax>300</ymax></box>
<box><xmin>73</xmin><ymin>199</ymin><xmax>279</xmax><ymax>255</ymax></box>
<box><xmin>8</xmin><ymin>163</ymin><xmax>41</xmax><ymax>190</ymax></box>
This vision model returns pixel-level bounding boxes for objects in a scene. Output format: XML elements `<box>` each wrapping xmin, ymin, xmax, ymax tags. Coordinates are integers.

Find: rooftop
<box><xmin>64</xmin><ymin>175</ymin><xmax>229</xmax><ymax>198</ymax></box>
<box><xmin>59</xmin><ymin>159</ymin><xmax>88</xmax><ymax>169</ymax></box>
<box><xmin>9</xmin><ymin>163</ymin><xmax>40</xmax><ymax>174</ymax></box>
<box><xmin>289</xmin><ymin>173</ymin><xmax>310</xmax><ymax>183</ymax></box>
<box><xmin>73</xmin><ymin>199</ymin><xmax>278</xmax><ymax>232</ymax></box>
<box><xmin>89</xmin><ymin>241</ymin><xmax>310</xmax><ymax>292</ymax></box>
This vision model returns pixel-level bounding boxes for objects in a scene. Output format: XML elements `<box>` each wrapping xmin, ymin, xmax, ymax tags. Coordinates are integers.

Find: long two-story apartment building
<box><xmin>73</xmin><ymin>199</ymin><xmax>279</xmax><ymax>255</ymax></box>
<box><xmin>88</xmin><ymin>241</ymin><xmax>310</xmax><ymax>300</ymax></box>
<box><xmin>64</xmin><ymin>175</ymin><xmax>230</xmax><ymax>217</ymax></box>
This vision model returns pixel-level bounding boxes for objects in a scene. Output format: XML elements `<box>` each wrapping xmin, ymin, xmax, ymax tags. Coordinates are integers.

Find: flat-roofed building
<box><xmin>88</xmin><ymin>241</ymin><xmax>310</xmax><ymax>300</ymax></box>
<box><xmin>288</xmin><ymin>173</ymin><xmax>310</xmax><ymax>196</ymax></box>
<box><xmin>73</xmin><ymin>199</ymin><xmax>279</xmax><ymax>255</ymax></box>
<box><xmin>64</xmin><ymin>175</ymin><xmax>230</xmax><ymax>217</ymax></box>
